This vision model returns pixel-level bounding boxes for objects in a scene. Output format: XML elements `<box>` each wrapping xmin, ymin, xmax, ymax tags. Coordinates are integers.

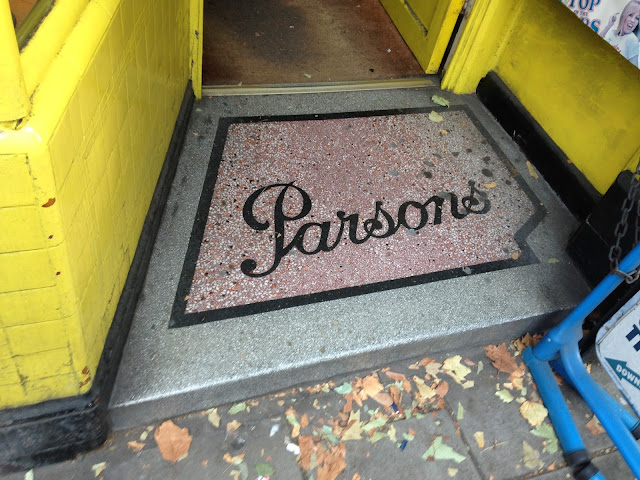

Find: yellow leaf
<box><xmin>341</xmin><ymin>410</ymin><xmax>363</xmax><ymax>441</ymax></box>
<box><xmin>520</xmin><ymin>401</ymin><xmax>548</xmax><ymax>427</ymax></box>
<box><xmin>442</xmin><ymin>355</ymin><xmax>472</xmax><ymax>384</ymax></box>
<box><xmin>526</xmin><ymin>161</ymin><xmax>539</xmax><ymax>179</ymax></box>
<box><xmin>223</xmin><ymin>452</ymin><xmax>246</xmax><ymax>465</ymax></box>
<box><xmin>361</xmin><ymin>374</ymin><xmax>384</xmax><ymax>398</ymax></box>
<box><xmin>226</xmin><ymin>419</ymin><xmax>242</xmax><ymax>432</ymax></box>
<box><xmin>522</xmin><ymin>441</ymin><xmax>544</xmax><ymax>470</ymax></box>
<box><xmin>206</xmin><ymin>408</ymin><xmax>221</xmax><ymax>428</ymax></box>
<box><xmin>448</xmin><ymin>468</ymin><xmax>459</xmax><ymax>477</ymax></box>
<box><xmin>127</xmin><ymin>440</ymin><xmax>145</xmax><ymax>453</ymax></box>
<box><xmin>473</xmin><ymin>431</ymin><xmax>485</xmax><ymax>449</ymax></box>
<box><xmin>484</xmin><ymin>182</ymin><xmax>497</xmax><ymax>189</ymax></box>
<box><xmin>413</xmin><ymin>376</ymin><xmax>436</xmax><ymax>399</ymax></box>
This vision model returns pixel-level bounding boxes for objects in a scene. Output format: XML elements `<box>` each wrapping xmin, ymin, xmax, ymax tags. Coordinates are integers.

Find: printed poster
<box><xmin>561</xmin><ymin>0</ymin><xmax>640</xmax><ymax>67</ymax></box>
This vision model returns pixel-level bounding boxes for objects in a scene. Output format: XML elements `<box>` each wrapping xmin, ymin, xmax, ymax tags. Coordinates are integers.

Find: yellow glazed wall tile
<box><xmin>14</xmin><ymin>348</ymin><xmax>73</xmax><ymax>380</ymax></box>
<box><xmin>5</xmin><ymin>318</ymin><xmax>69</xmax><ymax>356</ymax></box>
<box><xmin>0</xmin><ymin>356</ymin><xmax>21</xmax><ymax>387</ymax></box>
<box><xmin>0</xmin><ymin>249</ymin><xmax>57</xmax><ymax>292</ymax></box>
<box><xmin>0</xmin><ymin>384</ymin><xmax>28</xmax><ymax>409</ymax></box>
<box><xmin>0</xmin><ymin>286</ymin><xmax>72</xmax><ymax>325</ymax></box>
<box><xmin>0</xmin><ymin>154</ymin><xmax>33</xmax><ymax>208</ymax></box>
<box><xmin>0</xmin><ymin>206</ymin><xmax>47</xmax><ymax>252</ymax></box>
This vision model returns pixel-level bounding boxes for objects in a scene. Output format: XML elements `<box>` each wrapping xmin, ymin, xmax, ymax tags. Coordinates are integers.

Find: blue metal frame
<box><xmin>523</xmin><ymin>243</ymin><xmax>640</xmax><ymax>479</ymax></box>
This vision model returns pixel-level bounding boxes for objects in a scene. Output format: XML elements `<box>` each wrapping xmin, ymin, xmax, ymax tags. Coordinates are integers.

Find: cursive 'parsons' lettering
<box><xmin>241</xmin><ymin>182</ymin><xmax>490</xmax><ymax>277</ymax></box>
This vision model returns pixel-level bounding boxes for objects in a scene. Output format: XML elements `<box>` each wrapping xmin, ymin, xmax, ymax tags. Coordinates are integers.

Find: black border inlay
<box><xmin>170</xmin><ymin>106</ymin><xmax>546</xmax><ymax>328</ymax></box>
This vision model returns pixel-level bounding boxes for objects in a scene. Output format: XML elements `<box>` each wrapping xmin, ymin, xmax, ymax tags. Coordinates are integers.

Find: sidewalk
<box><xmin>3</xmin><ymin>335</ymin><xmax>634</xmax><ymax>480</ymax></box>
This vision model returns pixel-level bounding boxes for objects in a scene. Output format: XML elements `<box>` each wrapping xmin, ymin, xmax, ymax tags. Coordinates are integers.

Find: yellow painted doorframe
<box><xmin>190</xmin><ymin>0</ymin><xmax>203</xmax><ymax>99</ymax></box>
<box><xmin>0</xmin><ymin>0</ymin><xmax>29</xmax><ymax>122</ymax></box>
<box><xmin>380</xmin><ymin>0</ymin><xmax>466</xmax><ymax>74</ymax></box>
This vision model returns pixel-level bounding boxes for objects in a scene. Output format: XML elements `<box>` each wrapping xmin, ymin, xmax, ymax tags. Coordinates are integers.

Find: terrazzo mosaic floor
<box><xmin>172</xmin><ymin>107</ymin><xmax>544</xmax><ymax>327</ymax></box>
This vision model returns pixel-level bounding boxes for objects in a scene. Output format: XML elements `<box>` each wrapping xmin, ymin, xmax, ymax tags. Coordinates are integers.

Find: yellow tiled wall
<box><xmin>0</xmin><ymin>0</ymin><xmax>190</xmax><ymax>408</ymax></box>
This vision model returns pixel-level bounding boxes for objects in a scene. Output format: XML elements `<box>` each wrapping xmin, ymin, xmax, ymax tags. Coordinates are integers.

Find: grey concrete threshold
<box><xmin>109</xmin><ymin>85</ymin><xmax>590</xmax><ymax>430</ymax></box>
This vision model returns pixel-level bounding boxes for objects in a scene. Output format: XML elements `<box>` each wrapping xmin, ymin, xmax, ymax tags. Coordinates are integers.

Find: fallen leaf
<box><xmin>531</xmin><ymin>424</ymin><xmax>558</xmax><ymax>453</ymax></box>
<box><xmin>423</xmin><ymin>436</ymin><xmax>466</xmax><ymax>463</ymax></box>
<box><xmin>522</xmin><ymin>441</ymin><xmax>544</xmax><ymax>469</ymax></box>
<box><xmin>298</xmin><ymin>435</ymin><xmax>318</xmax><ymax>471</ymax></box>
<box><xmin>206</xmin><ymin>408</ymin><xmax>221</xmax><ymax>427</ymax></box>
<box><xmin>484</xmin><ymin>182</ymin><xmax>497</xmax><ymax>189</ymax></box>
<box><xmin>526</xmin><ymin>161</ymin><xmax>539</xmax><ymax>179</ymax></box>
<box><xmin>373</xmin><ymin>392</ymin><xmax>394</xmax><ymax>407</ymax></box>
<box><xmin>361</xmin><ymin>374</ymin><xmax>384</xmax><ymax>398</ymax></box>
<box><xmin>477</xmin><ymin>361</ymin><xmax>484</xmax><ymax>375</ymax></box>
<box><xmin>317</xmin><ymin>443</ymin><xmax>346</xmax><ymax>480</ymax></box>
<box><xmin>255</xmin><ymin>462</ymin><xmax>275</xmax><ymax>476</ymax></box>
<box><xmin>442</xmin><ymin>356</ymin><xmax>472</xmax><ymax>384</ymax></box>
<box><xmin>352</xmin><ymin>474</ymin><xmax>362</xmax><ymax>480</ymax></box>
<box><xmin>448</xmin><ymin>467</ymin><xmax>459</xmax><ymax>477</ymax></box>
<box><xmin>496</xmin><ymin>389</ymin><xmax>514</xmax><ymax>403</ymax></box>
<box><xmin>41</xmin><ymin>198</ymin><xmax>56</xmax><ymax>208</ymax></box>
<box><xmin>520</xmin><ymin>401</ymin><xmax>548</xmax><ymax>427</ymax></box>
<box><xmin>473</xmin><ymin>431</ymin><xmax>485</xmax><ymax>448</ymax></box>
<box><xmin>431</xmin><ymin>95</ymin><xmax>450</xmax><ymax>107</ymax></box>
<box><xmin>127</xmin><ymin>440</ymin><xmax>145</xmax><ymax>453</ymax></box>
<box><xmin>24</xmin><ymin>470</ymin><xmax>34</xmax><ymax>480</ymax></box>
<box><xmin>424</xmin><ymin>361</ymin><xmax>443</xmax><ymax>380</ymax></box>
<box><xmin>484</xmin><ymin>344</ymin><xmax>524</xmax><ymax>377</ymax></box>
<box><xmin>413</xmin><ymin>376</ymin><xmax>436</xmax><ymax>399</ymax></box>
<box><xmin>456</xmin><ymin>403</ymin><xmax>464</xmax><ymax>421</ymax></box>
<box><xmin>229</xmin><ymin>402</ymin><xmax>247</xmax><ymax>415</ymax></box>
<box><xmin>334</xmin><ymin>382</ymin><xmax>353</xmax><ymax>395</ymax></box>
<box><xmin>586</xmin><ymin>415</ymin><xmax>605</xmax><ymax>435</ymax></box>
<box><xmin>91</xmin><ymin>462</ymin><xmax>107</xmax><ymax>477</ymax></box>
<box><xmin>362</xmin><ymin>416</ymin><xmax>388</xmax><ymax>432</ymax></box>
<box><xmin>341</xmin><ymin>410</ymin><xmax>363</xmax><ymax>440</ymax></box>
<box><xmin>385</xmin><ymin>371</ymin><xmax>412</xmax><ymax>392</ymax></box>
<box><xmin>548</xmin><ymin>258</ymin><xmax>559</xmax><ymax>264</ymax></box>
<box><xmin>304</xmin><ymin>73</ymin><xmax>312</xmax><ymax>79</ymax></box>
<box><xmin>227</xmin><ymin>420</ymin><xmax>242</xmax><ymax>432</ymax></box>
<box><xmin>429</xmin><ymin>111</ymin><xmax>444</xmax><ymax>123</ymax></box>
<box><xmin>154</xmin><ymin>420</ymin><xmax>193</xmax><ymax>464</ymax></box>
<box><xmin>223</xmin><ymin>453</ymin><xmax>246</xmax><ymax>465</ymax></box>
<box><xmin>230</xmin><ymin>462</ymin><xmax>249</xmax><ymax>480</ymax></box>
<box><xmin>435</xmin><ymin>380</ymin><xmax>450</xmax><ymax>398</ymax></box>
<box><xmin>439</xmin><ymin>129</ymin><xmax>449</xmax><ymax>135</ymax></box>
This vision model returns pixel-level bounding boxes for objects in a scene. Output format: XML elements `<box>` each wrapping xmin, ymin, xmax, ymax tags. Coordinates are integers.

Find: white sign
<box><xmin>597</xmin><ymin>290</ymin><xmax>640</xmax><ymax>416</ymax></box>
<box><xmin>561</xmin><ymin>0</ymin><xmax>640</xmax><ymax>68</ymax></box>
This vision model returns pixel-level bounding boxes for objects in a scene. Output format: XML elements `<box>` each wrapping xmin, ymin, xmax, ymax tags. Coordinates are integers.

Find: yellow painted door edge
<box><xmin>190</xmin><ymin>0</ymin><xmax>203</xmax><ymax>99</ymax></box>
<box><xmin>380</xmin><ymin>0</ymin><xmax>465</xmax><ymax>74</ymax></box>
<box><xmin>442</xmin><ymin>0</ymin><xmax>525</xmax><ymax>93</ymax></box>
<box><xmin>0</xmin><ymin>0</ymin><xmax>30</xmax><ymax>121</ymax></box>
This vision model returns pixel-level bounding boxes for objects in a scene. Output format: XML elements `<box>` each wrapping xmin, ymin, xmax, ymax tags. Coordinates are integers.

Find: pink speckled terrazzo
<box><xmin>173</xmin><ymin>108</ymin><xmax>542</xmax><ymax>326</ymax></box>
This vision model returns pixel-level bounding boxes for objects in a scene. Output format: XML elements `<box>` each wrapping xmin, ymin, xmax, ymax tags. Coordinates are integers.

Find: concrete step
<box><xmin>108</xmin><ymin>84</ymin><xmax>589</xmax><ymax>430</ymax></box>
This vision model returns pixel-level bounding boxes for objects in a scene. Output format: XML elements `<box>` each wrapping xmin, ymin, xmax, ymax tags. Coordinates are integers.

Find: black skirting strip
<box><xmin>0</xmin><ymin>81</ymin><xmax>195</xmax><ymax>472</ymax></box>
<box><xmin>476</xmin><ymin>71</ymin><xmax>601</xmax><ymax>221</ymax></box>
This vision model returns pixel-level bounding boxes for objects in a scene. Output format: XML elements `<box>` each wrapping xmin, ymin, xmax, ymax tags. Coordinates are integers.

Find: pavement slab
<box><xmin>6</xmin><ymin>336</ymin><xmax>637</xmax><ymax>480</ymax></box>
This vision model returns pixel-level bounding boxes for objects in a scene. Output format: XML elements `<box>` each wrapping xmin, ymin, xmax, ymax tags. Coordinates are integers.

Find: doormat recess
<box><xmin>170</xmin><ymin>107</ymin><xmax>545</xmax><ymax>328</ymax></box>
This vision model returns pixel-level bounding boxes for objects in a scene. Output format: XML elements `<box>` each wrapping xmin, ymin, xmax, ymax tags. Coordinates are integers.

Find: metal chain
<box><xmin>609</xmin><ymin>159</ymin><xmax>640</xmax><ymax>283</ymax></box>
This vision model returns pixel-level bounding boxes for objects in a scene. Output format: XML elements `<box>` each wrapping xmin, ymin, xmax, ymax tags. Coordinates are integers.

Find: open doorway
<box><xmin>202</xmin><ymin>0</ymin><xmax>426</xmax><ymax>85</ymax></box>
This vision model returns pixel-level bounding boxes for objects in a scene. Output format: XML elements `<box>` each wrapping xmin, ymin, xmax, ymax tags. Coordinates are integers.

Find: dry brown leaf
<box><xmin>352</xmin><ymin>474</ymin><xmax>362</xmax><ymax>480</ymax></box>
<box><xmin>373</xmin><ymin>392</ymin><xmax>394</xmax><ymax>407</ymax></box>
<box><xmin>388</xmin><ymin>384</ymin><xmax>402</xmax><ymax>406</ymax></box>
<box><xmin>154</xmin><ymin>420</ymin><xmax>193</xmax><ymax>464</ymax></box>
<box><xmin>586</xmin><ymin>415</ymin><xmax>605</xmax><ymax>435</ymax></box>
<box><xmin>343</xmin><ymin>392</ymin><xmax>354</xmax><ymax>414</ymax></box>
<box><xmin>484</xmin><ymin>344</ymin><xmax>524</xmax><ymax>377</ymax></box>
<box><xmin>301</xmin><ymin>414</ymin><xmax>309</xmax><ymax>428</ymax></box>
<box><xmin>520</xmin><ymin>401</ymin><xmax>548</xmax><ymax>427</ymax></box>
<box><xmin>435</xmin><ymin>380</ymin><xmax>450</xmax><ymax>398</ymax></box>
<box><xmin>226</xmin><ymin>419</ymin><xmax>242</xmax><ymax>432</ymax></box>
<box><xmin>413</xmin><ymin>376</ymin><xmax>436</xmax><ymax>399</ymax></box>
<box><xmin>361</xmin><ymin>374</ymin><xmax>384</xmax><ymax>398</ymax></box>
<box><xmin>298</xmin><ymin>435</ymin><xmax>318</xmax><ymax>471</ymax></box>
<box><xmin>223</xmin><ymin>452</ymin><xmax>246</xmax><ymax>465</ymax></box>
<box><xmin>127</xmin><ymin>440</ymin><xmax>145</xmax><ymax>453</ymax></box>
<box><xmin>385</xmin><ymin>371</ymin><xmax>412</xmax><ymax>393</ymax></box>
<box><xmin>317</xmin><ymin>443</ymin><xmax>346</xmax><ymax>480</ymax></box>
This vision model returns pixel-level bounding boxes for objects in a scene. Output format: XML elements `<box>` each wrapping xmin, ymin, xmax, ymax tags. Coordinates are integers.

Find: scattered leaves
<box><xmin>255</xmin><ymin>462</ymin><xmax>275</xmax><ymax>476</ymax></box>
<box><xmin>496</xmin><ymin>389</ymin><xmax>514</xmax><ymax>403</ymax></box>
<box><xmin>429</xmin><ymin>111</ymin><xmax>444</xmax><ymax>123</ymax></box>
<box><xmin>206</xmin><ymin>408</ymin><xmax>221</xmax><ymax>427</ymax></box>
<box><xmin>423</xmin><ymin>436</ymin><xmax>466</xmax><ymax>463</ymax></box>
<box><xmin>229</xmin><ymin>402</ymin><xmax>247</xmax><ymax>415</ymax></box>
<box><xmin>127</xmin><ymin>440</ymin><xmax>145</xmax><ymax>453</ymax></box>
<box><xmin>154</xmin><ymin>420</ymin><xmax>193</xmax><ymax>464</ymax></box>
<box><xmin>484</xmin><ymin>344</ymin><xmax>524</xmax><ymax>378</ymax></box>
<box><xmin>316</xmin><ymin>443</ymin><xmax>347</xmax><ymax>480</ymax></box>
<box><xmin>413</xmin><ymin>376</ymin><xmax>436</xmax><ymax>400</ymax></box>
<box><xmin>531</xmin><ymin>424</ymin><xmax>558</xmax><ymax>453</ymax></box>
<box><xmin>586</xmin><ymin>415</ymin><xmax>605</xmax><ymax>435</ymax></box>
<box><xmin>473</xmin><ymin>431</ymin><xmax>485</xmax><ymax>449</ymax></box>
<box><xmin>522</xmin><ymin>441</ymin><xmax>544</xmax><ymax>470</ymax></box>
<box><xmin>385</xmin><ymin>371</ymin><xmax>412</xmax><ymax>392</ymax></box>
<box><xmin>431</xmin><ymin>95</ymin><xmax>450</xmax><ymax>107</ymax></box>
<box><xmin>361</xmin><ymin>374</ymin><xmax>384</xmax><ymax>398</ymax></box>
<box><xmin>91</xmin><ymin>462</ymin><xmax>107</xmax><ymax>478</ymax></box>
<box><xmin>442</xmin><ymin>356</ymin><xmax>472</xmax><ymax>385</ymax></box>
<box><xmin>520</xmin><ymin>401</ymin><xmax>548</xmax><ymax>427</ymax></box>
<box><xmin>334</xmin><ymin>383</ymin><xmax>353</xmax><ymax>395</ymax></box>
